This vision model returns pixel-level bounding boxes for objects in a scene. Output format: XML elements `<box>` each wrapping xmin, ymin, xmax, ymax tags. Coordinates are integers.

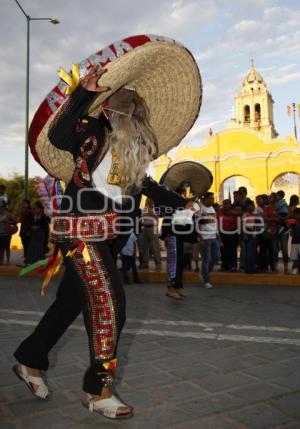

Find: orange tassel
<box><xmin>40</xmin><ymin>250</ymin><xmax>63</xmax><ymax>296</ymax></box>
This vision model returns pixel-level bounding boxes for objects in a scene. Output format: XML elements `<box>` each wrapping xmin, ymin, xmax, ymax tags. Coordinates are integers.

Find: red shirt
<box><xmin>263</xmin><ymin>205</ymin><xmax>277</xmax><ymax>221</ymax></box>
<box><xmin>217</xmin><ymin>212</ymin><xmax>238</xmax><ymax>231</ymax></box>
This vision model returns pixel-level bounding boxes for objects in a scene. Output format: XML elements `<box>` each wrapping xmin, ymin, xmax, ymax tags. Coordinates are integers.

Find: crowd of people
<box><xmin>215</xmin><ymin>187</ymin><xmax>300</xmax><ymax>276</ymax></box>
<box><xmin>120</xmin><ymin>187</ymin><xmax>300</xmax><ymax>290</ymax></box>
<box><xmin>2</xmin><ymin>183</ymin><xmax>300</xmax><ymax>282</ymax></box>
<box><xmin>0</xmin><ymin>185</ymin><xmax>50</xmax><ymax>266</ymax></box>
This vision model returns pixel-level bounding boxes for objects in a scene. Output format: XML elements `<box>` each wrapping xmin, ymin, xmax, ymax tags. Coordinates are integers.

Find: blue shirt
<box><xmin>121</xmin><ymin>233</ymin><xmax>137</xmax><ymax>256</ymax></box>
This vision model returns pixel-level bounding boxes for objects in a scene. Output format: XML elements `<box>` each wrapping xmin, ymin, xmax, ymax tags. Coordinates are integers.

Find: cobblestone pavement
<box><xmin>0</xmin><ymin>276</ymin><xmax>300</xmax><ymax>429</ymax></box>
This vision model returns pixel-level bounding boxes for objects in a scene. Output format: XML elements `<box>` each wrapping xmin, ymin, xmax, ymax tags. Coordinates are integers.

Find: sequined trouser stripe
<box><xmin>68</xmin><ymin>241</ymin><xmax>126</xmax><ymax>393</ymax></box>
<box><xmin>14</xmin><ymin>240</ymin><xmax>125</xmax><ymax>395</ymax></box>
<box><xmin>166</xmin><ymin>235</ymin><xmax>184</xmax><ymax>289</ymax></box>
<box><xmin>166</xmin><ymin>235</ymin><xmax>177</xmax><ymax>280</ymax></box>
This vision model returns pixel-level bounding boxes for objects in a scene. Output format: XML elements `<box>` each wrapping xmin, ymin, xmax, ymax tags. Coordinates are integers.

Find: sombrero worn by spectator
<box><xmin>13</xmin><ymin>34</ymin><xmax>202</xmax><ymax>419</ymax></box>
<box><xmin>159</xmin><ymin>162</ymin><xmax>213</xmax><ymax>299</ymax></box>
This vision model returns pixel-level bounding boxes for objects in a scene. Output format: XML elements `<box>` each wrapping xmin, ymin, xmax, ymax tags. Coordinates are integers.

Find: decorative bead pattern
<box><xmin>71</xmin><ymin>243</ymin><xmax>119</xmax><ymax>362</ymax></box>
<box><xmin>50</xmin><ymin>212</ymin><xmax>119</xmax><ymax>242</ymax></box>
<box><xmin>166</xmin><ymin>235</ymin><xmax>177</xmax><ymax>281</ymax></box>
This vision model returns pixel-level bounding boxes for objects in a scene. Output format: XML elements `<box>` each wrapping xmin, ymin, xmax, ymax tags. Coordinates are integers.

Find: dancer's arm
<box><xmin>49</xmin><ymin>67</ymin><xmax>110</xmax><ymax>155</ymax></box>
<box><xmin>142</xmin><ymin>176</ymin><xmax>186</xmax><ymax>210</ymax></box>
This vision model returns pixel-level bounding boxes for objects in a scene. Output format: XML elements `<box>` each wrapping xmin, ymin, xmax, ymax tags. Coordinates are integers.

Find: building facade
<box><xmin>151</xmin><ymin>66</ymin><xmax>299</xmax><ymax>202</ymax></box>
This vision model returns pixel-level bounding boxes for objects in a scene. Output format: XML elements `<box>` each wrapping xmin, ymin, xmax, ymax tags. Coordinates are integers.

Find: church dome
<box><xmin>243</xmin><ymin>67</ymin><xmax>265</xmax><ymax>87</ymax></box>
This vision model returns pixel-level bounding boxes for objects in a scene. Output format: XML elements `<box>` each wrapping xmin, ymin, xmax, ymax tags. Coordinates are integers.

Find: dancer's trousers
<box><xmin>14</xmin><ymin>241</ymin><xmax>126</xmax><ymax>395</ymax></box>
<box><xmin>166</xmin><ymin>235</ymin><xmax>184</xmax><ymax>289</ymax></box>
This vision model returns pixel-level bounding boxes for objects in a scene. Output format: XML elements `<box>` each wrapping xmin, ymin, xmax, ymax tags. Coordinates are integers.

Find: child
<box><xmin>120</xmin><ymin>232</ymin><xmax>141</xmax><ymax>284</ymax></box>
<box><xmin>290</xmin><ymin>208</ymin><xmax>300</xmax><ymax>274</ymax></box>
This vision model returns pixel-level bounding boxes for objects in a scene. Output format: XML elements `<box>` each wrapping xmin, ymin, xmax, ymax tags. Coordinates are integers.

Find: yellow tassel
<box><xmin>103</xmin><ymin>359</ymin><xmax>118</xmax><ymax>371</ymax></box>
<box><xmin>82</xmin><ymin>244</ymin><xmax>91</xmax><ymax>263</ymax></box>
<box><xmin>66</xmin><ymin>248</ymin><xmax>77</xmax><ymax>258</ymax></box>
<box><xmin>60</xmin><ymin>180</ymin><xmax>66</xmax><ymax>193</ymax></box>
<box><xmin>181</xmin><ymin>185</ymin><xmax>194</xmax><ymax>199</ymax></box>
<box><xmin>58</xmin><ymin>63</ymin><xmax>80</xmax><ymax>95</ymax></box>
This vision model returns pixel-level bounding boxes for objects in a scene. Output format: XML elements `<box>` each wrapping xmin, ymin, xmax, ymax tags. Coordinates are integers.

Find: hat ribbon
<box><xmin>58</xmin><ymin>63</ymin><xmax>80</xmax><ymax>95</ymax></box>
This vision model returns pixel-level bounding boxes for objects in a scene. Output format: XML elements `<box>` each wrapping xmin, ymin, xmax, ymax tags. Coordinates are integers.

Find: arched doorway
<box><xmin>220</xmin><ymin>176</ymin><xmax>256</xmax><ymax>202</ymax></box>
<box><xmin>271</xmin><ymin>172</ymin><xmax>300</xmax><ymax>203</ymax></box>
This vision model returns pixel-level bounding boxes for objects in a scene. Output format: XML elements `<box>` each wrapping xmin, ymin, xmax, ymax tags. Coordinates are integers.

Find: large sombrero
<box><xmin>29</xmin><ymin>34</ymin><xmax>202</xmax><ymax>183</ymax></box>
<box><xmin>159</xmin><ymin>161</ymin><xmax>213</xmax><ymax>198</ymax></box>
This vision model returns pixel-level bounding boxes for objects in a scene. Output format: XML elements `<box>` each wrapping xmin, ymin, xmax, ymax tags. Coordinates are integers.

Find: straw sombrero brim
<box><xmin>160</xmin><ymin>161</ymin><xmax>213</xmax><ymax>198</ymax></box>
<box><xmin>31</xmin><ymin>35</ymin><xmax>202</xmax><ymax>183</ymax></box>
<box><xmin>89</xmin><ymin>41</ymin><xmax>201</xmax><ymax>157</ymax></box>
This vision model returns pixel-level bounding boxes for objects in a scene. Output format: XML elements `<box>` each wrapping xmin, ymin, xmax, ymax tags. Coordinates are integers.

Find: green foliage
<box><xmin>0</xmin><ymin>175</ymin><xmax>41</xmax><ymax>221</ymax></box>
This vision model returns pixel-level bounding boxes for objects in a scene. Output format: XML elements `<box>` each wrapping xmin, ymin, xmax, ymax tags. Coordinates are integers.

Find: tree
<box><xmin>0</xmin><ymin>175</ymin><xmax>41</xmax><ymax>221</ymax></box>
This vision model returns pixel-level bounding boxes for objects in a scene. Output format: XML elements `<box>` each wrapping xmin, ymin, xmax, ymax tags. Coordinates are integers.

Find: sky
<box><xmin>1</xmin><ymin>0</ymin><xmax>300</xmax><ymax>179</ymax></box>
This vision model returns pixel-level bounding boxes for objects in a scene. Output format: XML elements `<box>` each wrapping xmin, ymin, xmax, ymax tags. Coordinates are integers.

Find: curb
<box><xmin>2</xmin><ymin>266</ymin><xmax>300</xmax><ymax>287</ymax></box>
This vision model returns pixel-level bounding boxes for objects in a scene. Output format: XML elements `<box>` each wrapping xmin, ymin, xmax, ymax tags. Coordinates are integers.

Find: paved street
<box><xmin>1</xmin><ymin>277</ymin><xmax>300</xmax><ymax>429</ymax></box>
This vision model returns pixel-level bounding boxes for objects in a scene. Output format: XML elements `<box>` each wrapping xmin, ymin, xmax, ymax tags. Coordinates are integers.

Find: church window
<box><xmin>244</xmin><ymin>105</ymin><xmax>250</xmax><ymax>123</ymax></box>
<box><xmin>255</xmin><ymin>103</ymin><xmax>261</xmax><ymax>122</ymax></box>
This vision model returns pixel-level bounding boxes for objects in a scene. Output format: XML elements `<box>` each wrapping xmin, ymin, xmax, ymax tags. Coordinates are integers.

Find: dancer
<box><xmin>13</xmin><ymin>35</ymin><xmax>202</xmax><ymax>419</ymax></box>
<box><xmin>159</xmin><ymin>162</ymin><xmax>213</xmax><ymax>299</ymax></box>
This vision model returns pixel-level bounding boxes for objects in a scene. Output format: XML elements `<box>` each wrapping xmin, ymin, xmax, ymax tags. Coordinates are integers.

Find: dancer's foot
<box><xmin>177</xmin><ymin>288</ymin><xmax>187</xmax><ymax>298</ymax></box>
<box><xmin>166</xmin><ymin>286</ymin><xmax>184</xmax><ymax>300</ymax></box>
<box><xmin>13</xmin><ymin>364</ymin><xmax>51</xmax><ymax>400</ymax></box>
<box><xmin>85</xmin><ymin>387</ymin><xmax>133</xmax><ymax>419</ymax></box>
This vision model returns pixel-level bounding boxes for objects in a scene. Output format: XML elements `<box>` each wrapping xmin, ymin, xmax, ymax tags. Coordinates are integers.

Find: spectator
<box><xmin>213</xmin><ymin>202</ymin><xmax>221</xmax><ymax>213</ymax></box>
<box><xmin>232</xmin><ymin>190</ymin><xmax>246</xmax><ymax>271</ymax></box>
<box><xmin>0</xmin><ymin>201</ymin><xmax>17</xmax><ymax>265</ymax></box>
<box><xmin>238</xmin><ymin>186</ymin><xmax>250</xmax><ymax>210</ymax></box>
<box><xmin>197</xmin><ymin>192</ymin><xmax>220</xmax><ymax>288</ymax></box>
<box><xmin>26</xmin><ymin>202</ymin><xmax>50</xmax><ymax>264</ymax></box>
<box><xmin>232</xmin><ymin>190</ymin><xmax>245</xmax><ymax>212</ymax></box>
<box><xmin>290</xmin><ymin>208</ymin><xmax>300</xmax><ymax>274</ymax></box>
<box><xmin>288</xmin><ymin>195</ymin><xmax>300</xmax><ymax>272</ymax></box>
<box><xmin>258</xmin><ymin>194</ymin><xmax>277</xmax><ymax>272</ymax></box>
<box><xmin>120</xmin><ymin>232</ymin><xmax>141</xmax><ymax>284</ymax></box>
<box><xmin>192</xmin><ymin>241</ymin><xmax>201</xmax><ymax>272</ymax></box>
<box><xmin>139</xmin><ymin>198</ymin><xmax>161</xmax><ymax>271</ymax></box>
<box><xmin>275</xmin><ymin>190</ymin><xmax>288</xmax><ymax>216</ymax></box>
<box><xmin>19</xmin><ymin>199</ymin><xmax>34</xmax><ymax>265</ymax></box>
<box><xmin>218</xmin><ymin>199</ymin><xmax>239</xmax><ymax>271</ymax></box>
<box><xmin>288</xmin><ymin>195</ymin><xmax>299</xmax><ymax>216</ymax></box>
<box><xmin>0</xmin><ymin>184</ymin><xmax>8</xmax><ymax>208</ymax></box>
<box><xmin>242</xmin><ymin>200</ymin><xmax>261</xmax><ymax>274</ymax></box>
<box><xmin>271</xmin><ymin>191</ymin><xmax>289</xmax><ymax>273</ymax></box>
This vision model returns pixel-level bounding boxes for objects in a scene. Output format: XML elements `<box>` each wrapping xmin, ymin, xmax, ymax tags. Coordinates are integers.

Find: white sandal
<box><xmin>13</xmin><ymin>364</ymin><xmax>51</xmax><ymax>400</ymax></box>
<box><xmin>83</xmin><ymin>393</ymin><xmax>133</xmax><ymax>419</ymax></box>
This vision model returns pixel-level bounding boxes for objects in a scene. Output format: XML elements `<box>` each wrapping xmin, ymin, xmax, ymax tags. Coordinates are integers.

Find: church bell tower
<box><xmin>231</xmin><ymin>63</ymin><xmax>278</xmax><ymax>139</ymax></box>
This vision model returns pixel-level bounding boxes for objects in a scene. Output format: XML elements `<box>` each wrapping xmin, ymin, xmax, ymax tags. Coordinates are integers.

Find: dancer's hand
<box><xmin>81</xmin><ymin>66</ymin><xmax>111</xmax><ymax>93</ymax></box>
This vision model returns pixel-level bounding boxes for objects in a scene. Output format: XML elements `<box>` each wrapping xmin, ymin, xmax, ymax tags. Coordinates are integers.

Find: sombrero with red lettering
<box><xmin>29</xmin><ymin>34</ymin><xmax>202</xmax><ymax>183</ymax></box>
<box><xmin>160</xmin><ymin>161</ymin><xmax>213</xmax><ymax>198</ymax></box>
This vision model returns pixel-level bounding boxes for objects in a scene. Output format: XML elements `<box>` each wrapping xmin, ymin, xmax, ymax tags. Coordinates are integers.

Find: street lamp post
<box><xmin>292</xmin><ymin>103</ymin><xmax>298</xmax><ymax>141</ymax></box>
<box><xmin>14</xmin><ymin>0</ymin><xmax>59</xmax><ymax>198</ymax></box>
<box><xmin>287</xmin><ymin>102</ymin><xmax>299</xmax><ymax>142</ymax></box>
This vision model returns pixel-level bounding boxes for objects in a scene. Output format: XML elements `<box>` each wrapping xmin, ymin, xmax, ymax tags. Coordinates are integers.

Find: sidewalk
<box><xmin>1</xmin><ymin>250</ymin><xmax>300</xmax><ymax>287</ymax></box>
<box><xmin>1</xmin><ymin>277</ymin><xmax>300</xmax><ymax>428</ymax></box>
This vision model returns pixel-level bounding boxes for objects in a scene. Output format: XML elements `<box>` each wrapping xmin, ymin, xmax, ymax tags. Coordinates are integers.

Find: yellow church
<box><xmin>151</xmin><ymin>65</ymin><xmax>300</xmax><ymax>202</ymax></box>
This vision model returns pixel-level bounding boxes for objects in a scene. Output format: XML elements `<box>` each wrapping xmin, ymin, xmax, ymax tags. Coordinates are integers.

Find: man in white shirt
<box><xmin>196</xmin><ymin>192</ymin><xmax>221</xmax><ymax>288</ymax></box>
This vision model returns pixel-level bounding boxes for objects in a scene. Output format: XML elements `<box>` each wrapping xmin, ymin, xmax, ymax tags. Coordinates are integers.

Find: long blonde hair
<box><xmin>108</xmin><ymin>92</ymin><xmax>158</xmax><ymax>194</ymax></box>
